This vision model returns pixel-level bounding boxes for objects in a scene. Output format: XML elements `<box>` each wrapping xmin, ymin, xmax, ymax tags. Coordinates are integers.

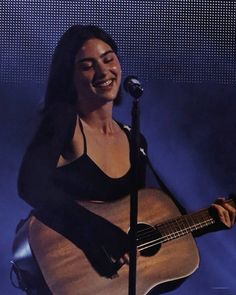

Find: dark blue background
<box><xmin>1</xmin><ymin>1</ymin><xmax>236</xmax><ymax>294</ymax></box>
<box><xmin>1</xmin><ymin>80</ymin><xmax>236</xmax><ymax>294</ymax></box>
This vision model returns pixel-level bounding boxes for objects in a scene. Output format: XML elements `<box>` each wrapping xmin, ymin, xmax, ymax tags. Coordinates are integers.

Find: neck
<box><xmin>78</xmin><ymin>102</ymin><xmax>117</xmax><ymax>135</ymax></box>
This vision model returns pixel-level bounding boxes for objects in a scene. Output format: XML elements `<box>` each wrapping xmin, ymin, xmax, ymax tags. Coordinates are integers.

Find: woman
<box><xmin>16</xmin><ymin>25</ymin><xmax>235</xmax><ymax>294</ymax></box>
<box><xmin>16</xmin><ymin>25</ymin><xmax>146</xmax><ymax>289</ymax></box>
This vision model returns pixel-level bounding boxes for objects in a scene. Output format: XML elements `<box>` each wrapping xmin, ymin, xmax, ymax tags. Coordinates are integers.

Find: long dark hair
<box><xmin>44</xmin><ymin>25</ymin><xmax>121</xmax><ymax>111</ymax></box>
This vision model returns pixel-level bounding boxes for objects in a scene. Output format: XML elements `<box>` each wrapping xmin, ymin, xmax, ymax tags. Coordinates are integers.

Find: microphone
<box><xmin>123</xmin><ymin>76</ymin><xmax>144</xmax><ymax>99</ymax></box>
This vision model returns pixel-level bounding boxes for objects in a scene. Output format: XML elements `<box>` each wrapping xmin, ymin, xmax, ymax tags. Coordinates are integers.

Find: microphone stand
<box><xmin>128</xmin><ymin>89</ymin><xmax>143</xmax><ymax>295</ymax></box>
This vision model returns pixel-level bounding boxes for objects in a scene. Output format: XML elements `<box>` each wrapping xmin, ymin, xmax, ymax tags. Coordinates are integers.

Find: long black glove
<box><xmin>18</xmin><ymin>102</ymin><xmax>129</xmax><ymax>278</ymax></box>
<box><xmin>33</xmin><ymin>203</ymin><xmax>129</xmax><ymax>278</ymax></box>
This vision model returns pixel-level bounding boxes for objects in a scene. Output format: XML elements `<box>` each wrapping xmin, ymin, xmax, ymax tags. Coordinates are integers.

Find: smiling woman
<box><xmin>44</xmin><ymin>25</ymin><xmax>122</xmax><ymax>109</ymax></box>
<box><xmin>13</xmin><ymin>25</ymin><xmax>236</xmax><ymax>295</ymax></box>
<box><xmin>14</xmin><ymin>25</ymin><xmax>147</xmax><ymax>294</ymax></box>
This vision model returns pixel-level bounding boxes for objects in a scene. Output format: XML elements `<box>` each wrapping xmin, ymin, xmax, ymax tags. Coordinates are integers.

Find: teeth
<box><xmin>95</xmin><ymin>80</ymin><xmax>113</xmax><ymax>87</ymax></box>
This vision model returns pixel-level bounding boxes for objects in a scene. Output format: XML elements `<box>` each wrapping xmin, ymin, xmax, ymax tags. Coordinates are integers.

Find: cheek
<box><xmin>74</xmin><ymin>73</ymin><xmax>93</xmax><ymax>99</ymax></box>
<box><xmin>116</xmin><ymin>59</ymin><xmax>122</xmax><ymax>72</ymax></box>
<box><xmin>112</xmin><ymin>61</ymin><xmax>122</xmax><ymax>81</ymax></box>
<box><xmin>74</xmin><ymin>71</ymin><xmax>91</xmax><ymax>88</ymax></box>
<box><xmin>111</xmin><ymin>55</ymin><xmax>122</xmax><ymax>72</ymax></box>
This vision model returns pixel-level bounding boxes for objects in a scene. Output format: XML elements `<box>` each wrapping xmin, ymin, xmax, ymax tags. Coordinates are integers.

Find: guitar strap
<box><xmin>139</xmin><ymin>147</ymin><xmax>170</xmax><ymax>194</ymax></box>
<box><xmin>140</xmin><ymin>147</ymin><xmax>186</xmax><ymax>214</ymax></box>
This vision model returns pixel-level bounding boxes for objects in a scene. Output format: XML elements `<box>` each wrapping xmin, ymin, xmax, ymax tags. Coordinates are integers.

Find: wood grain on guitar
<box><xmin>21</xmin><ymin>188</ymin><xmax>235</xmax><ymax>295</ymax></box>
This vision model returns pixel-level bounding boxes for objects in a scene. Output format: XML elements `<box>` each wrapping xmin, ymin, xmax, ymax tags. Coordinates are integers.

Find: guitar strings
<box><xmin>135</xmin><ymin>198</ymin><xmax>235</xmax><ymax>240</ymax></box>
<box><xmin>135</xmin><ymin>198</ymin><xmax>234</xmax><ymax>251</ymax></box>
<box><xmin>137</xmin><ymin>217</ymin><xmax>215</xmax><ymax>251</ymax></box>
<box><xmin>137</xmin><ymin>213</ymin><xmax>214</xmax><ymax>242</ymax></box>
<box><xmin>136</xmin><ymin>210</ymin><xmax>213</xmax><ymax>239</ymax></box>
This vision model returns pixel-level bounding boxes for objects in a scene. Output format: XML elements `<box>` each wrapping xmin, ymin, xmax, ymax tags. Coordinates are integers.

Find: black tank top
<box><xmin>53</xmin><ymin>120</ymin><xmax>146</xmax><ymax>202</ymax></box>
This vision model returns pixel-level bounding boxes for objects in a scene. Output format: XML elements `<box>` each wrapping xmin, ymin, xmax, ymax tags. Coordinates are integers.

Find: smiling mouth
<box><xmin>93</xmin><ymin>79</ymin><xmax>114</xmax><ymax>88</ymax></box>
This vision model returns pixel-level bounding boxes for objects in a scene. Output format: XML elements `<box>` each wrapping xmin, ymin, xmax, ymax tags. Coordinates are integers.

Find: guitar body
<box><xmin>24</xmin><ymin>188</ymin><xmax>199</xmax><ymax>295</ymax></box>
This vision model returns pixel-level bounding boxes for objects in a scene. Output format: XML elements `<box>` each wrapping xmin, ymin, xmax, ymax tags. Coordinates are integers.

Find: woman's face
<box><xmin>74</xmin><ymin>38</ymin><xmax>121</xmax><ymax>108</ymax></box>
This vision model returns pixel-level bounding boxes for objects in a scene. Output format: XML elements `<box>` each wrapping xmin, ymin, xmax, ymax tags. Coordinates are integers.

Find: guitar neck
<box><xmin>155</xmin><ymin>198</ymin><xmax>236</xmax><ymax>244</ymax></box>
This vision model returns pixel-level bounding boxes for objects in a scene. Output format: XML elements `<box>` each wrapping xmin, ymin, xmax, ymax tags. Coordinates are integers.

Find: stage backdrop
<box><xmin>1</xmin><ymin>1</ymin><xmax>236</xmax><ymax>294</ymax></box>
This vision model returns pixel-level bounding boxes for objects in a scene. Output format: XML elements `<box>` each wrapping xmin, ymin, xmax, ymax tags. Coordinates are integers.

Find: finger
<box><xmin>213</xmin><ymin>198</ymin><xmax>236</xmax><ymax>226</ymax></box>
<box><xmin>214</xmin><ymin>197</ymin><xmax>226</xmax><ymax>205</ymax></box>
<box><xmin>118</xmin><ymin>253</ymin><xmax>129</xmax><ymax>266</ymax></box>
<box><xmin>123</xmin><ymin>253</ymin><xmax>130</xmax><ymax>263</ymax></box>
<box><xmin>221</xmin><ymin>203</ymin><xmax>236</xmax><ymax>225</ymax></box>
<box><xmin>211</xmin><ymin>203</ymin><xmax>232</xmax><ymax>228</ymax></box>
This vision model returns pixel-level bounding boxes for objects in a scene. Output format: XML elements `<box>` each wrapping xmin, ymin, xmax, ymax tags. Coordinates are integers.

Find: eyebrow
<box><xmin>76</xmin><ymin>50</ymin><xmax>114</xmax><ymax>63</ymax></box>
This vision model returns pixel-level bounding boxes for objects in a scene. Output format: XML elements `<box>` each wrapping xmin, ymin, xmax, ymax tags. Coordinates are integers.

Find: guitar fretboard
<box><xmin>137</xmin><ymin>199</ymin><xmax>235</xmax><ymax>251</ymax></box>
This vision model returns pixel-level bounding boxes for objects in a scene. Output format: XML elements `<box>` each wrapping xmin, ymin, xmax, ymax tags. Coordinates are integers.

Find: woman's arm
<box><xmin>17</xmin><ymin>102</ymin><xmax>129</xmax><ymax>278</ymax></box>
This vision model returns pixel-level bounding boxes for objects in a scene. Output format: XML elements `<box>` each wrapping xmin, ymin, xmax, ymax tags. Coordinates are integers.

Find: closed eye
<box><xmin>80</xmin><ymin>63</ymin><xmax>93</xmax><ymax>71</ymax></box>
<box><xmin>103</xmin><ymin>52</ymin><xmax>115</xmax><ymax>63</ymax></box>
<box><xmin>104</xmin><ymin>57</ymin><xmax>114</xmax><ymax>63</ymax></box>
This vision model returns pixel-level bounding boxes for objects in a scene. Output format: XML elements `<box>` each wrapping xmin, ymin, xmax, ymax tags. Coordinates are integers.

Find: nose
<box><xmin>95</xmin><ymin>61</ymin><xmax>109</xmax><ymax>78</ymax></box>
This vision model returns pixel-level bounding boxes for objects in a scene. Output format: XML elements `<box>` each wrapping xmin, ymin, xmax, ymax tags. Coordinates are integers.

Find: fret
<box><xmin>182</xmin><ymin>215</ymin><xmax>191</xmax><ymax>234</ymax></box>
<box><xmin>189</xmin><ymin>210</ymin><xmax>215</xmax><ymax>231</ymax></box>
<box><xmin>155</xmin><ymin>209</ymin><xmax>216</xmax><ymax>244</ymax></box>
<box><xmin>138</xmin><ymin>197</ymin><xmax>235</xmax><ymax>251</ymax></box>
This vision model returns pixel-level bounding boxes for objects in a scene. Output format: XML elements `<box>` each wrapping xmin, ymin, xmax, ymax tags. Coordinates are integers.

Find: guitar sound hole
<box><xmin>136</xmin><ymin>223</ymin><xmax>162</xmax><ymax>257</ymax></box>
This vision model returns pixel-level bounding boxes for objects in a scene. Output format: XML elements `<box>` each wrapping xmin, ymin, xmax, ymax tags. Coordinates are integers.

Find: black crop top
<box><xmin>53</xmin><ymin>120</ymin><xmax>146</xmax><ymax>202</ymax></box>
<box><xmin>17</xmin><ymin>103</ymin><xmax>148</xmax><ymax>278</ymax></box>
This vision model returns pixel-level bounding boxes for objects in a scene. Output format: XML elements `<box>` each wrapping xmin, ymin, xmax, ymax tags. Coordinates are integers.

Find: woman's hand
<box><xmin>117</xmin><ymin>253</ymin><xmax>129</xmax><ymax>267</ymax></box>
<box><xmin>211</xmin><ymin>198</ymin><xmax>236</xmax><ymax>228</ymax></box>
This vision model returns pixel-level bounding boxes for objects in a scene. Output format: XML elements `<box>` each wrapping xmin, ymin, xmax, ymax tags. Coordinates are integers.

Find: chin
<box><xmin>95</xmin><ymin>91</ymin><xmax>119</xmax><ymax>103</ymax></box>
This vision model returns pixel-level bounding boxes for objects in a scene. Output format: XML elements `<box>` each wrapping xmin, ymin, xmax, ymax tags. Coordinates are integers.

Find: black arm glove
<box><xmin>18</xmin><ymin>103</ymin><xmax>129</xmax><ymax>278</ymax></box>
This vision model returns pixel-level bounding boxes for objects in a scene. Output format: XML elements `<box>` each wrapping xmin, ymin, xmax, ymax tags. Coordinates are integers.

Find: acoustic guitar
<box><xmin>17</xmin><ymin>188</ymin><xmax>235</xmax><ymax>295</ymax></box>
